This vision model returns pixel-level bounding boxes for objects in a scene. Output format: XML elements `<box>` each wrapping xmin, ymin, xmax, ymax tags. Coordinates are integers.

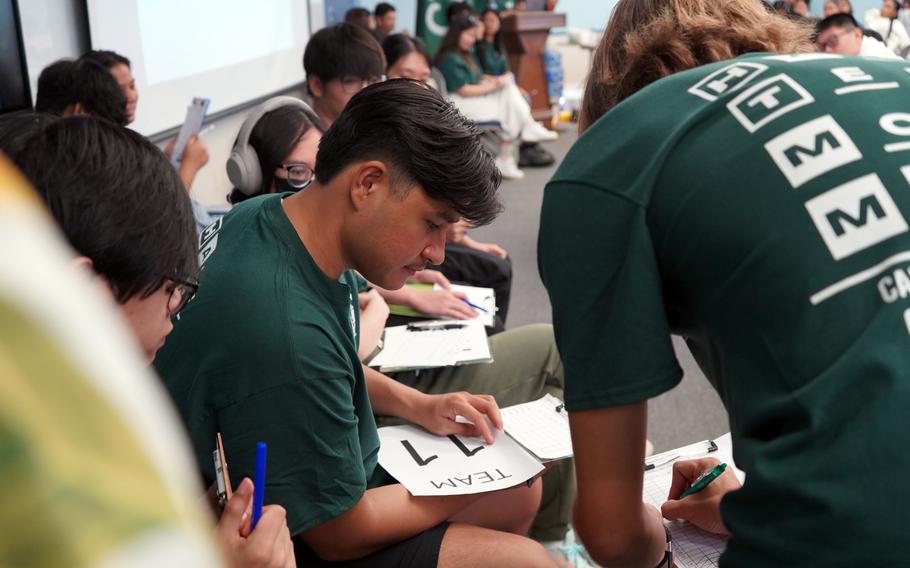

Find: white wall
<box><xmin>15</xmin><ymin>0</ymin><xmax>321</xmax><ymax>209</ymax></box>
<box><xmin>18</xmin><ymin>0</ymin><xmax>88</xmax><ymax>98</ymax></box>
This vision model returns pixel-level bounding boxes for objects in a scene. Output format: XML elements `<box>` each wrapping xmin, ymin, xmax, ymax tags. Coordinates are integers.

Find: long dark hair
<box><xmin>475</xmin><ymin>8</ymin><xmax>505</xmax><ymax>74</ymax></box>
<box><xmin>227</xmin><ymin>106</ymin><xmax>317</xmax><ymax>204</ymax></box>
<box><xmin>382</xmin><ymin>34</ymin><xmax>431</xmax><ymax>71</ymax></box>
<box><xmin>434</xmin><ymin>15</ymin><xmax>480</xmax><ymax>71</ymax></box>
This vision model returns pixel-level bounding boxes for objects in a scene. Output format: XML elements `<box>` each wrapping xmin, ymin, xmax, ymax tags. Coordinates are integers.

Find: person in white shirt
<box><xmin>863</xmin><ymin>0</ymin><xmax>910</xmax><ymax>56</ymax></box>
<box><xmin>816</xmin><ymin>13</ymin><xmax>903</xmax><ymax>58</ymax></box>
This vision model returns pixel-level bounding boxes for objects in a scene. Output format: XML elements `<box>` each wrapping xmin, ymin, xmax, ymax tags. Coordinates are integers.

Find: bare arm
<box><xmin>299</xmin><ymin>483</ymin><xmax>484</xmax><ymax>561</ymax></box>
<box><xmin>375</xmin><ymin>285</ymin><xmax>476</xmax><ymax>319</ymax></box>
<box><xmin>357</xmin><ymin>290</ymin><xmax>389</xmax><ymax>361</ymax></box>
<box><xmin>569</xmin><ymin>401</ymin><xmax>667</xmax><ymax>568</ymax></box>
<box><xmin>362</xmin><ymin>365</ymin><xmax>501</xmax><ymax>443</ymax></box>
<box><xmin>456</xmin><ymin>78</ymin><xmax>504</xmax><ymax>97</ymax></box>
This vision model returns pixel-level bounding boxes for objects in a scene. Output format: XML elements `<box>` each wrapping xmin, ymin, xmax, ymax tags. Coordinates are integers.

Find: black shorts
<box><xmin>294</xmin><ymin>522</ymin><xmax>450</xmax><ymax>568</ymax></box>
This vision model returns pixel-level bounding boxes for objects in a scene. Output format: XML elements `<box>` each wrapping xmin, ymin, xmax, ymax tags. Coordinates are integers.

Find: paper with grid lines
<box><xmin>643</xmin><ymin>433</ymin><xmax>744</xmax><ymax>568</ymax></box>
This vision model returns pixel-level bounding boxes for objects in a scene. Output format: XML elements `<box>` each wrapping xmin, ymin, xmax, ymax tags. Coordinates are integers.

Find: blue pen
<box><xmin>463</xmin><ymin>299</ymin><xmax>489</xmax><ymax>313</ymax></box>
<box><xmin>251</xmin><ymin>442</ymin><xmax>267</xmax><ymax>531</ymax></box>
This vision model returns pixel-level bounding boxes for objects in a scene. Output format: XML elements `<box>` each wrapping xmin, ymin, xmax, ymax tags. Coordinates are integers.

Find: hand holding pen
<box><xmin>660</xmin><ymin>457</ymin><xmax>741</xmax><ymax>536</ymax></box>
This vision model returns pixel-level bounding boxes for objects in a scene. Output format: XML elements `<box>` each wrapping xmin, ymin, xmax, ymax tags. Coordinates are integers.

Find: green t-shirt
<box><xmin>539</xmin><ymin>53</ymin><xmax>910</xmax><ymax>566</ymax></box>
<box><xmin>477</xmin><ymin>41</ymin><xmax>509</xmax><ymax>76</ymax></box>
<box><xmin>155</xmin><ymin>193</ymin><xmax>380</xmax><ymax>536</ymax></box>
<box><xmin>437</xmin><ymin>51</ymin><xmax>483</xmax><ymax>92</ymax></box>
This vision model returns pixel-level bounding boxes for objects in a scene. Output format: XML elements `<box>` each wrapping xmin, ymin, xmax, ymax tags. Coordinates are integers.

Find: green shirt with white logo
<box><xmin>155</xmin><ymin>193</ymin><xmax>380</xmax><ymax>536</ymax></box>
<box><xmin>539</xmin><ymin>53</ymin><xmax>910</xmax><ymax>566</ymax></box>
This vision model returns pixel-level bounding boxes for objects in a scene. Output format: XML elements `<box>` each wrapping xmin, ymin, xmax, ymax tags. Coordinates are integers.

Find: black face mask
<box><xmin>273</xmin><ymin>176</ymin><xmax>298</xmax><ymax>194</ymax></box>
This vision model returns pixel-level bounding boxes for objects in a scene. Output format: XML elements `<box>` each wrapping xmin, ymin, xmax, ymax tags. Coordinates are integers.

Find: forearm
<box><xmin>574</xmin><ymin>499</ymin><xmax>666</xmax><ymax>568</ymax></box>
<box><xmin>301</xmin><ymin>483</ymin><xmax>484</xmax><ymax>561</ymax></box>
<box><xmin>358</xmin><ymin>301</ymin><xmax>388</xmax><ymax>361</ymax></box>
<box><xmin>178</xmin><ymin>162</ymin><xmax>201</xmax><ymax>193</ymax></box>
<box><xmin>362</xmin><ymin>364</ymin><xmax>422</xmax><ymax>420</ymax></box>
<box><xmin>375</xmin><ymin>285</ymin><xmax>414</xmax><ymax>308</ymax></box>
<box><xmin>457</xmin><ymin>82</ymin><xmax>497</xmax><ymax>97</ymax></box>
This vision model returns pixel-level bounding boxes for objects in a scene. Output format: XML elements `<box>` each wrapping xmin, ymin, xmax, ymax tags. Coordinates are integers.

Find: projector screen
<box><xmin>86</xmin><ymin>0</ymin><xmax>310</xmax><ymax>136</ymax></box>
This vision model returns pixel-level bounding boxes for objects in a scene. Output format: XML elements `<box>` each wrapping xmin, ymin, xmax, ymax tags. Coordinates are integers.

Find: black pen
<box><xmin>406</xmin><ymin>322</ymin><xmax>467</xmax><ymax>332</ymax></box>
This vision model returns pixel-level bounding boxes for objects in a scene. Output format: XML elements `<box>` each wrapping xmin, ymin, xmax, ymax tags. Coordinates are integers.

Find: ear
<box><xmin>308</xmin><ymin>75</ymin><xmax>325</xmax><ymax>99</ymax></box>
<box><xmin>71</xmin><ymin>256</ymin><xmax>117</xmax><ymax>300</ymax></box>
<box><xmin>349</xmin><ymin>161</ymin><xmax>389</xmax><ymax>212</ymax></box>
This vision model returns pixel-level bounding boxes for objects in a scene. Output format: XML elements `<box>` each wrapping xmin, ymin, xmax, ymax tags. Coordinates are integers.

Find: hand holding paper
<box><xmin>413</xmin><ymin>392</ymin><xmax>502</xmax><ymax>444</ymax></box>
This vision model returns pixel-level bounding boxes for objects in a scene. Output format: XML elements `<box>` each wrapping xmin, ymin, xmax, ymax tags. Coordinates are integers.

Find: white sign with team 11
<box><xmin>378</xmin><ymin>424</ymin><xmax>544</xmax><ymax>496</ymax></box>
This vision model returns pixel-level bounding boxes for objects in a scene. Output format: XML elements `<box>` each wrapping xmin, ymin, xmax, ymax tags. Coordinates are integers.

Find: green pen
<box><xmin>678</xmin><ymin>463</ymin><xmax>727</xmax><ymax>499</ymax></box>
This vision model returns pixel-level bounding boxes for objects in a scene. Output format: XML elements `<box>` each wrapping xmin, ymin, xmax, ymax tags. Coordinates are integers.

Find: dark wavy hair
<box><xmin>316</xmin><ymin>79</ymin><xmax>502</xmax><ymax>226</ymax></box>
<box><xmin>475</xmin><ymin>8</ymin><xmax>506</xmax><ymax>75</ymax></box>
<box><xmin>13</xmin><ymin>116</ymin><xmax>198</xmax><ymax>302</ymax></box>
<box><xmin>434</xmin><ymin>15</ymin><xmax>481</xmax><ymax>73</ymax></box>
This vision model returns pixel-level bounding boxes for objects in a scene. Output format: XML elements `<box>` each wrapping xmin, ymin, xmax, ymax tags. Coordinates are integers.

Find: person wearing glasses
<box><xmin>227</xmin><ymin>103</ymin><xmax>321</xmax><ymax>205</ymax></box>
<box><xmin>815</xmin><ymin>13</ymin><xmax>901</xmax><ymax>57</ymax></box>
<box><xmin>3</xmin><ymin>114</ymin><xmax>297</xmax><ymax>568</ymax></box>
<box><xmin>303</xmin><ymin>23</ymin><xmax>386</xmax><ymax>131</ymax></box>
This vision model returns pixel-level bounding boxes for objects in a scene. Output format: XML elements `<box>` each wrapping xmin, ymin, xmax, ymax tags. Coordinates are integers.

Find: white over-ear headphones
<box><xmin>226</xmin><ymin>96</ymin><xmax>323</xmax><ymax>196</ymax></box>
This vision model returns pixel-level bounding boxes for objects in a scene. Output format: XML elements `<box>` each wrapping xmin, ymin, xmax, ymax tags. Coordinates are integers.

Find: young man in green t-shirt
<box><xmin>539</xmin><ymin>0</ymin><xmax>910</xmax><ymax>566</ymax></box>
<box><xmin>155</xmin><ymin>80</ymin><xmax>559</xmax><ymax>567</ymax></box>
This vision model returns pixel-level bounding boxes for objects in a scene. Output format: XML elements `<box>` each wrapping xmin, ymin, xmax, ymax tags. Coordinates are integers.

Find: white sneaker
<box><xmin>495</xmin><ymin>155</ymin><xmax>525</xmax><ymax>180</ymax></box>
<box><xmin>521</xmin><ymin>121</ymin><xmax>559</xmax><ymax>143</ymax></box>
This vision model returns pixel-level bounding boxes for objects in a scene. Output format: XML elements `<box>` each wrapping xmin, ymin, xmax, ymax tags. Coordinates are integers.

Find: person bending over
<box><xmin>540</xmin><ymin>0</ymin><xmax>910</xmax><ymax>566</ymax></box>
<box><xmin>155</xmin><ymin>80</ymin><xmax>562</xmax><ymax>567</ymax></box>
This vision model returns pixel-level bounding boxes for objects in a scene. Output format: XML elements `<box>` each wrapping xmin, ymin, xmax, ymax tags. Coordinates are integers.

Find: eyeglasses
<box><xmin>277</xmin><ymin>162</ymin><xmax>315</xmax><ymax>189</ymax></box>
<box><xmin>816</xmin><ymin>27</ymin><xmax>854</xmax><ymax>51</ymax></box>
<box><xmin>165</xmin><ymin>275</ymin><xmax>198</xmax><ymax>317</ymax></box>
<box><xmin>339</xmin><ymin>74</ymin><xmax>387</xmax><ymax>94</ymax></box>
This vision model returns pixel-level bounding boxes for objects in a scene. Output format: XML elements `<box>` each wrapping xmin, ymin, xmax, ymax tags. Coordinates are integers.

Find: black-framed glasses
<box><xmin>166</xmin><ymin>275</ymin><xmax>198</xmax><ymax>317</ymax></box>
<box><xmin>816</xmin><ymin>27</ymin><xmax>853</xmax><ymax>51</ymax></box>
<box><xmin>339</xmin><ymin>74</ymin><xmax>387</xmax><ymax>94</ymax></box>
<box><xmin>276</xmin><ymin>162</ymin><xmax>315</xmax><ymax>189</ymax></box>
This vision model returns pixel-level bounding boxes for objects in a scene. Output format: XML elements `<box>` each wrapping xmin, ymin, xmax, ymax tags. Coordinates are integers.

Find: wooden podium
<box><xmin>500</xmin><ymin>11</ymin><xmax>566</xmax><ymax>124</ymax></box>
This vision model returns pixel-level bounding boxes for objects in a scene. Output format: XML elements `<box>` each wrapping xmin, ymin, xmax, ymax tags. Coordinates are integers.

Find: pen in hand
<box><xmin>678</xmin><ymin>462</ymin><xmax>727</xmax><ymax>499</ymax></box>
<box><xmin>250</xmin><ymin>442</ymin><xmax>267</xmax><ymax>531</ymax></box>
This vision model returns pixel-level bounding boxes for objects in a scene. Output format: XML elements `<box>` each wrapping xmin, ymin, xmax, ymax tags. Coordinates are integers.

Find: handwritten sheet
<box><xmin>378</xmin><ymin>424</ymin><xmax>543</xmax><ymax>496</ymax></box>
<box><xmin>643</xmin><ymin>433</ymin><xmax>745</xmax><ymax>568</ymax></box>
<box><xmin>501</xmin><ymin>394</ymin><xmax>573</xmax><ymax>461</ymax></box>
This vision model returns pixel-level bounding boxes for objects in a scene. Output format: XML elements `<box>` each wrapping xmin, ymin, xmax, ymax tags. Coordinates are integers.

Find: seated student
<box><xmin>3</xmin><ymin>114</ymin><xmax>295</xmax><ymax>568</ymax></box>
<box><xmin>434</xmin><ymin>16</ymin><xmax>556</xmax><ymax>171</ymax></box>
<box><xmin>78</xmin><ymin>49</ymin><xmax>213</xmax><ymax>231</ymax></box>
<box><xmin>865</xmin><ymin>0</ymin><xmax>910</xmax><ymax>55</ymax></box>
<box><xmin>303</xmin><ymin>24</ymin><xmax>386</xmax><ymax>130</ymax></box>
<box><xmin>539</xmin><ymin>0</ymin><xmax>910</xmax><ymax>566</ymax></box>
<box><xmin>475</xmin><ymin>8</ymin><xmax>510</xmax><ymax>77</ymax></box>
<box><xmin>0</xmin><ymin>152</ymin><xmax>223</xmax><ymax>568</ymax></box>
<box><xmin>67</xmin><ymin>55</ymin><xmax>130</xmax><ymax>124</ymax></box>
<box><xmin>154</xmin><ymin>81</ymin><xmax>564</xmax><ymax>567</ymax></box>
<box><xmin>226</xmin><ymin>97</ymin><xmax>323</xmax><ymax>205</ymax></box>
<box><xmin>815</xmin><ymin>12</ymin><xmax>901</xmax><ymax>57</ymax></box>
<box><xmin>34</xmin><ymin>59</ymin><xmax>76</xmax><ymax>115</ymax></box>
